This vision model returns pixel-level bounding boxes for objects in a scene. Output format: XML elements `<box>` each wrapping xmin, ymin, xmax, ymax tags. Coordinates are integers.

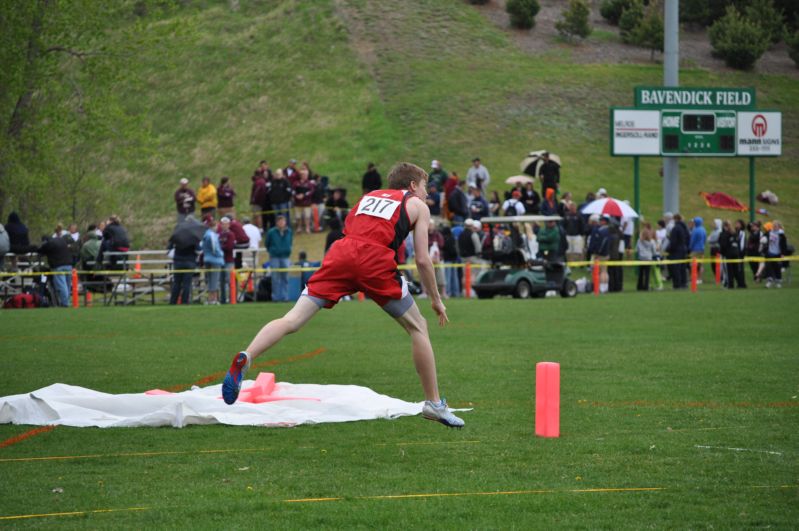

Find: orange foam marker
<box><xmin>535</xmin><ymin>362</ymin><xmax>560</xmax><ymax>438</ymax></box>
<box><xmin>235</xmin><ymin>372</ymin><xmax>320</xmax><ymax>404</ymax></box>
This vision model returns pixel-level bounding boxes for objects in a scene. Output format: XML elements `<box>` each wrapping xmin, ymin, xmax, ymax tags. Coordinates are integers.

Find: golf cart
<box><xmin>471</xmin><ymin>215</ymin><xmax>578</xmax><ymax>299</ymax></box>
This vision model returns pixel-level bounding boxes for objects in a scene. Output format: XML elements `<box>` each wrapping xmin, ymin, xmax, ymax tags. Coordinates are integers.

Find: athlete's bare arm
<box><xmin>406</xmin><ymin>196</ymin><xmax>448</xmax><ymax>326</ymax></box>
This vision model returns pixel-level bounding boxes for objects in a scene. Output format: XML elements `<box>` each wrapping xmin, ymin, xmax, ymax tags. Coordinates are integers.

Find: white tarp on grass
<box><xmin>0</xmin><ymin>380</ymin><xmax>424</xmax><ymax>428</ymax></box>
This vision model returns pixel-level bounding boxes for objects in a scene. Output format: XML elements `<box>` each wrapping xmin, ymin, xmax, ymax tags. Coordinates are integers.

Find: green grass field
<box><xmin>1</xmin><ymin>288</ymin><xmax>797</xmax><ymax>528</ymax></box>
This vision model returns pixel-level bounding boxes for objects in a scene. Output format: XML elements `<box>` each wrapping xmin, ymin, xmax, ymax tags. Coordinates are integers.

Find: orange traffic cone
<box><xmin>133</xmin><ymin>254</ymin><xmax>142</xmax><ymax>279</ymax></box>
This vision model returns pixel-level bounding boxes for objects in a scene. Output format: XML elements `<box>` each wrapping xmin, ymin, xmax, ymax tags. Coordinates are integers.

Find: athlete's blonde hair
<box><xmin>387</xmin><ymin>162</ymin><xmax>428</xmax><ymax>190</ymax></box>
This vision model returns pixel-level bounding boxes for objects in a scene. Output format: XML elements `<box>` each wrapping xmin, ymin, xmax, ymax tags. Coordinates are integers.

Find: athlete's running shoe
<box><xmin>422</xmin><ymin>398</ymin><xmax>464</xmax><ymax>428</ymax></box>
<box><xmin>222</xmin><ymin>351</ymin><xmax>250</xmax><ymax>405</ymax></box>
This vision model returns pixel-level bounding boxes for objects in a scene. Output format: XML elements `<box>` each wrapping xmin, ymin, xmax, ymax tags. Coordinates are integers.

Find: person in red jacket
<box><xmin>221</xmin><ymin>162</ymin><xmax>464</xmax><ymax>428</ymax></box>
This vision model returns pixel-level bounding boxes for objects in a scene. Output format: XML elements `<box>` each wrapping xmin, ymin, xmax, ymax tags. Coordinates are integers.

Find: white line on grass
<box><xmin>694</xmin><ymin>445</ymin><xmax>783</xmax><ymax>456</ymax></box>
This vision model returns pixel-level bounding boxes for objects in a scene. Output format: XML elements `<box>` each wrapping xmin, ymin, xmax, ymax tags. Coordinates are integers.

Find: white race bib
<box><xmin>355</xmin><ymin>195</ymin><xmax>401</xmax><ymax>220</ymax></box>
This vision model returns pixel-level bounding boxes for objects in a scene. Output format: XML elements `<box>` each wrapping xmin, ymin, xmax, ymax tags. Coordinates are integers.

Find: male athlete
<box><xmin>221</xmin><ymin>162</ymin><xmax>464</xmax><ymax>428</ymax></box>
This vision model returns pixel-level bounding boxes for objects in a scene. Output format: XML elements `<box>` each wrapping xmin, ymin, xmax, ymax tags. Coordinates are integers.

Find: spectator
<box><xmin>540</xmin><ymin>188</ymin><xmax>558</xmax><ymax>216</ymax></box>
<box><xmin>241</xmin><ymin>216</ymin><xmax>262</xmax><ymax>271</ymax></box>
<box><xmin>596</xmin><ymin>187</ymin><xmax>608</xmax><ymax>199</ymax></box>
<box><xmin>667</xmin><ymin>213</ymin><xmax>690</xmax><ymax>289</ymax></box>
<box><xmin>284</xmin><ymin>158</ymin><xmax>299</xmax><ymax>186</ymax></box>
<box><xmin>708</xmin><ymin>219</ymin><xmax>723</xmax><ymax>279</ymax></box>
<box><xmin>269</xmin><ymin>169</ymin><xmax>292</xmax><ymax>227</ymax></box>
<box><xmin>607</xmin><ymin>218</ymin><xmax>623</xmax><ymax>293</ymax></box>
<box><xmin>458</xmin><ymin>219</ymin><xmax>485</xmax><ymax>265</ymax></box>
<box><xmin>6</xmin><ymin>212</ymin><xmax>31</xmax><ymax>257</ymax></box>
<box><xmin>311</xmin><ymin>173</ymin><xmax>327</xmax><ymax>231</ymax></box>
<box><xmin>428</xmin><ymin>221</ymin><xmax>446</xmax><ymax>297</ymax></box>
<box><xmin>429</xmin><ymin>160</ymin><xmax>448</xmax><ymax>190</ymax></box>
<box><xmin>174</xmin><ymin>178</ymin><xmax>197</xmax><ymax>223</ymax></box>
<box><xmin>226</xmin><ymin>215</ymin><xmax>251</xmax><ymax>269</ymax></box>
<box><xmin>324</xmin><ymin>188</ymin><xmax>349</xmax><ymax>228</ymax></box>
<box><xmin>539</xmin><ymin>152</ymin><xmax>560</xmax><ymax>198</ymax></box>
<box><xmin>537</xmin><ymin>218</ymin><xmax>561</xmax><ymax>260</ymax></box>
<box><xmin>585</xmin><ymin>213</ymin><xmax>601</xmax><ymax>262</ymax></box>
<box><xmin>447</xmin><ymin>180</ymin><xmax>470</xmax><ymax>224</ymax></box>
<box><xmin>468</xmin><ymin>187</ymin><xmax>489</xmax><ymax>221</ymax></box>
<box><xmin>217</xmin><ymin>176</ymin><xmax>236</xmax><ymax>219</ymax></box>
<box><xmin>250</xmin><ymin>170</ymin><xmax>268</xmax><ymax>230</ymax></box>
<box><xmin>522</xmin><ymin>182</ymin><xmax>541</xmax><ymax>214</ymax></box>
<box><xmin>636</xmin><ymin>226</ymin><xmax>656</xmax><ymax>291</ymax></box>
<box><xmin>0</xmin><ymin>222</ymin><xmax>9</xmax><ymax>265</ymax></box>
<box><xmin>578</xmin><ymin>192</ymin><xmax>596</xmax><ymax>223</ymax></box>
<box><xmin>295</xmin><ymin>251</ymin><xmax>315</xmax><ymax>292</ymax></box>
<box><xmin>764</xmin><ymin>221</ymin><xmax>788</xmax><ymax>289</ymax></box>
<box><xmin>255</xmin><ymin>160</ymin><xmax>273</xmax><ymax>181</ymax></box>
<box><xmin>443</xmin><ymin>170</ymin><xmax>459</xmax><ymax>202</ymax></box>
<box><xmin>293</xmin><ymin>169</ymin><xmax>315</xmax><ymax>234</ymax></box>
<box><xmin>97</xmin><ymin>215</ymin><xmax>130</xmax><ymax>270</ymax></box>
<box><xmin>168</xmin><ymin>215</ymin><xmax>202</xmax><ymax>305</ymax></box>
<box><xmin>487</xmin><ymin>191</ymin><xmax>501</xmax><ymax>217</ymax></box>
<box><xmin>361</xmin><ymin>162</ymin><xmax>382</xmax><ymax>194</ymax></box>
<box><xmin>440</xmin><ymin>225</ymin><xmax>460</xmax><ymax>298</ymax></box>
<box><xmin>217</xmin><ymin>216</ymin><xmax>236</xmax><ymax>304</ymax></box>
<box><xmin>198</xmin><ymin>176</ymin><xmax>218</xmax><ymax>218</ymax></box>
<box><xmin>266</xmin><ymin>215</ymin><xmax>293</xmax><ymax>302</ymax></box>
<box><xmin>502</xmin><ymin>189</ymin><xmax>526</xmax><ymax>216</ymax></box>
<box><xmin>595</xmin><ymin>215</ymin><xmax>611</xmax><ymax>293</ymax></box>
<box><xmin>52</xmin><ymin>223</ymin><xmax>67</xmax><ymax>238</ymax></box>
<box><xmin>745</xmin><ymin>220</ymin><xmax>762</xmax><ymax>280</ymax></box>
<box><xmin>37</xmin><ymin>235</ymin><xmax>73</xmax><ymax>307</ymax></box>
<box><xmin>79</xmin><ymin>227</ymin><xmax>101</xmax><ymax>272</ymax></box>
<box><xmin>64</xmin><ymin>223</ymin><xmax>81</xmax><ymax>266</ymax></box>
<box><xmin>562</xmin><ymin>202</ymin><xmax>584</xmax><ymax>261</ymax></box>
<box><xmin>719</xmin><ymin>220</ymin><xmax>745</xmax><ymax>289</ymax></box>
<box><xmin>466</xmin><ymin>157</ymin><xmax>490</xmax><ymax>193</ymax></box>
<box><xmin>324</xmin><ymin>216</ymin><xmax>344</xmax><ymax>254</ymax></box>
<box><xmin>689</xmin><ymin>217</ymin><xmax>707</xmax><ymax>281</ymax></box>
<box><xmin>201</xmin><ymin>215</ymin><xmax>224</xmax><ymax>305</ymax></box>
<box><xmin>557</xmin><ymin>191</ymin><xmax>573</xmax><ymax>218</ymax></box>
<box><xmin>426</xmin><ymin>183</ymin><xmax>442</xmax><ymax>221</ymax></box>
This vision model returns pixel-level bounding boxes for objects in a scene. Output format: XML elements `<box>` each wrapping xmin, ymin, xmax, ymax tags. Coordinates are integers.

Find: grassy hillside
<box><xmin>85</xmin><ymin>0</ymin><xmax>799</xmax><ymax>249</ymax></box>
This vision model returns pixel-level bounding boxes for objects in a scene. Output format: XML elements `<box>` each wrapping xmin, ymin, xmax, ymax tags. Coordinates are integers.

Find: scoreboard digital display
<box><xmin>661</xmin><ymin>110</ymin><xmax>736</xmax><ymax>156</ymax></box>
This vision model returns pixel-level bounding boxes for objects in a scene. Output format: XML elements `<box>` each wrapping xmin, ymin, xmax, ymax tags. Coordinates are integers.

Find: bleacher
<box><xmin>1</xmin><ymin>248</ymin><xmax>276</xmax><ymax>306</ymax></box>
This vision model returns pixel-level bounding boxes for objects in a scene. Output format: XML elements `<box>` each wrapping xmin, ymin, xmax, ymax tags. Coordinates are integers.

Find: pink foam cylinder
<box><xmin>535</xmin><ymin>362</ymin><xmax>560</xmax><ymax>438</ymax></box>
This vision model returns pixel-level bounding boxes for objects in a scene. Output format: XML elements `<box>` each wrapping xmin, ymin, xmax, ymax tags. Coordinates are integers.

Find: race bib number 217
<box><xmin>355</xmin><ymin>195</ymin><xmax>401</xmax><ymax>220</ymax></box>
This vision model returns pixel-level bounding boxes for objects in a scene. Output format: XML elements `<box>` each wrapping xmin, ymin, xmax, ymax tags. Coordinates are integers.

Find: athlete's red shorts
<box><xmin>305</xmin><ymin>237</ymin><xmax>405</xmax><ymax>308</ymax></box>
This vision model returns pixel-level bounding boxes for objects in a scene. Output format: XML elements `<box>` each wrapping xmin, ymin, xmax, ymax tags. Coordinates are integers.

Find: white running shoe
<box><xmin>422</xmin><ymin>399</ymin><xmax>464</xmax><ymax>428</ymax></box>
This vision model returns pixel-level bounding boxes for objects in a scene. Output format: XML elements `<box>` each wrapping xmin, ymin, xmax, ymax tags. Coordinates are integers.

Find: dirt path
<box><xmin>475</xmin><ymin>0</ymin><xmax>798</xmax><ymax>78</ymax></box>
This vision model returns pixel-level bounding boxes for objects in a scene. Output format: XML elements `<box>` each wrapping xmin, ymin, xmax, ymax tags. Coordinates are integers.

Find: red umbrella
<box><xmin>580</xmin><ymin>198</ymin><xmax>638</xmax><ymax>218</ymax></box>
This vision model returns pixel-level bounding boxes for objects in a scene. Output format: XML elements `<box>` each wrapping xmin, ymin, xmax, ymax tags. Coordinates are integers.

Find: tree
<box><xmin>788</xmin><ymin>28</ymin><xmax>799</xmax><ymax>67</ymax></box>
<box><xmin>709</xmin><ymin>6</ymin><xmax>770</xmax><ymax>69</ymax></box>
<box><xmin>619</xmin><ymin>0</ymin><xmax>645</xmax><ymax>44</ymax></box>
<box><xmin>506</xmin><ymin>0</ymin><xmax>541</xmax><ymax>30</ymax></box>
<box><xmin>556</xmin><ymin>0</ymin><xmax>592</xmax><ymax>41</ymax></box>
<box><xmin>744</xmin><ymin>0</ymin><xmax>786</xmax><ymax>46</ymax></box>
<box><xmin>631</xmin><ymin>1</ymin><xmax>664</xmax><ymax>60</ymax></box>
<box><xmin>0</xmin><ymin>0</ymin><xmax>151</xmax><ymax>237</ymax></box>
<box><xmin>599</xmin><ymin>0</ymin><xmax>634</xmax><ymax>25</ymax></box>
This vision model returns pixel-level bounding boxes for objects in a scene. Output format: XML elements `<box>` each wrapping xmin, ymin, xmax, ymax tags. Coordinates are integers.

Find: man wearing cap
<box><xmin>502</xmin><ymin>189</ymin><xmax>525</xmax><ymax>216</ymax></box>
<box><xmin>175</xmin><ymin>178</ymin><xmax>197</xmax><ymax>223</ymax></box>
<box><xmin>466</xmin><ymin>158</ymin><xmax>490</xmax><ymax>194</ymax></box>
<box><xmin>361</xmin><ymin>162</ymin><xmax>382</xmax><ymax>195</ymax></box>
<box><xmin>284</xmin><ymin>159</ymin><xmax>299</xmax><ymax>187</ymax></box>
<box><xmin>429</xmin><ymin>160</ymin><xmax>448</xmax><ymax>190</ymax></box>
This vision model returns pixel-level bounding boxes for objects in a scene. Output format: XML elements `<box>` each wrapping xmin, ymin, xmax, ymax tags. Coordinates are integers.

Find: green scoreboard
<box><xmin>660</xmin><ymin>110</ymin><xmax>737</xmax><ymax>156</ymax></box>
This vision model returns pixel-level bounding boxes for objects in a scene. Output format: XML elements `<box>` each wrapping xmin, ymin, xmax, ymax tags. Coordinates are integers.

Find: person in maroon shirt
<box><xmin>292</xmin><ymin>169</ymin><xmax>316</xmax><ymax>234</ymax></box>
<box><xmin>217</xmin><ymin>176</ymin><xmax>236</xmax><ymax>218</ymax></box>
<box><xmin>249</xmin><ymin>172</ymin><xmax>267</xmax><ymax>230</ymax></box>
<box><xmin>227</xmin><ymin>216</ymin><xmax>250</xmax><ymax>269</ymax></box>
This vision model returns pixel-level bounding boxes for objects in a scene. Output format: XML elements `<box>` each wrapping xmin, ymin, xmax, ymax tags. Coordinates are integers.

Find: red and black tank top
<box><xmin>344</xmin><ymin>189</ymin><xmax>412</xmax><ymax>255</ymax></box>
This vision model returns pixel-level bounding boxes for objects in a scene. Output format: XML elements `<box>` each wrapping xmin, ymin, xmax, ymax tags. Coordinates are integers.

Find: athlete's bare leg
<box><xmin>394</xmin><ymin>301</ymin><xmax>441</xmax><ymax>403</ymax></box>
<box><xmin>245</xmin><ymin>296</ymin><xmax>321</xmax><ymax>360</ymax></box>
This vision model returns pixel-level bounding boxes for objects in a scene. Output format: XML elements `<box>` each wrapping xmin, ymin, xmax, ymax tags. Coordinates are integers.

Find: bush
<box><xmin>556</xmin><ymin>0</ymin><xmax>592</xmax><ymax>40</ymax></box>
<box><xmin>506</xmin><ymin>0</ymin><xmax>541</xmax><ymax>30</ymax></box>
<box><xmin>467</xmin><ymin>0</ymin><xmax>490</xmax><ymax>5</ymax></box>
<box><xmin>787</xmin><ymin>29</ymin><xmax>799</xmax><ymax>67</ymax></box>
<box><xmin>631</xmin><ymin>1</ymin><xmax>664</xmax><ymax>60</ymax></box>
<box><xmin>744</xmin><ymin>0</ymin><xmax>786</xmax><ymax>45</ymax></box>
<box><xmin>600</xmin><ymin>0</ymin><xmax>633</xmax><ymax>25</ymax></box>
<box><xmin>619</xmin><ymin>0</ymin><xmax>644</xmax><ymax>44</ymax></box>
<box><xmin>709</xmin><ymin>6</ymin><xmax>770</xmax><ymax>69</ymax></box>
